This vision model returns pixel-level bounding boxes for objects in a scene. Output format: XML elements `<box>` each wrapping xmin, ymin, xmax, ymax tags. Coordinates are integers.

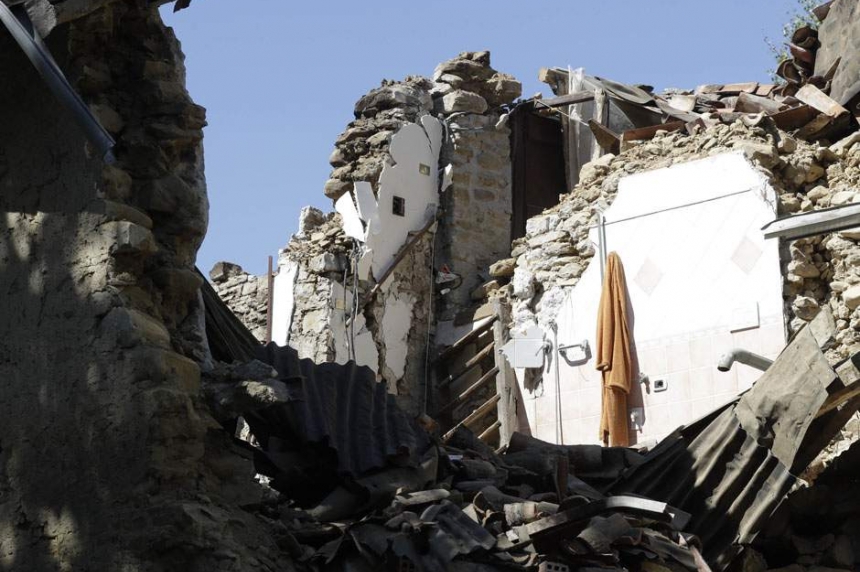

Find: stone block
<box><xmin>441</xmin><ymin>90</ymin><xmax>488</xmax><ymax>114</ymax></box>
<box><xmin>105</xmin><ymin>221</ymin><xmax>157</xmax><ymax>256</ymax></box>
<box><xmin>134</xmin><ymin>347</ymin><xmax>201</xmax><ymax>392</ymax></box>
<box><xmin>102</xmin><ymin>164</ymin><xmax>133</xmax><ymax>201</ymax></box>
<box><xmin>484</xmin><ymin>73</ymin><xmax>522</xmax><ymax>106</ymax></box>
<box><xmin>844</xmin><ymin>285</ymin><xmax>860</xmax><ymax>310</ymax></box>
<box><xmin>100</xmin><ymin>307</ymin><xmax>171</xmax><ymax>350</ymax></box>
<box><xmin>512</xmin><ymin>267</ymin><xmax>535</xmax><ymax>300</ymax></box>
<box><xmin>310</xmin><ymin>253</ymin><xmax>345</xmax><ymax>274</ymax></box>
<box><xmin>528</xmin><ymin>230</ymin><xmax>567</xmax><ymax>248</ymax></box>
<box><xmin>470</xmin><ymin>280</ymin><xmax>500</xmax><ymax>301</ymax></box>
<box><xmin>489</xmin><ymin>258</ymin><xmax>516</xmax><ymax>278</ymax></box>
<box><xmin>89</xmin><ymin>103</ymin><xmax>124</xmax><ymax>135</ymax></box>
<box><xmin>734</xmin><ymin>140</ymin><xmax>780</xmax><ymax>168</ymax></box>
<box><xmin>324</xmin><ymin>178</ymin><xmax>352</xmax><ymax>200</ymax></box>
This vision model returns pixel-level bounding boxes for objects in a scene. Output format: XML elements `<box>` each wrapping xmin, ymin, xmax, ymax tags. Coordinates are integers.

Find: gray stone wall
<box><xmin>432</xmin><ymin>52</ymin><xmax>520</xmax><ymax>320</ymax></box>
<box><xmin>0</xmin><ymin>4</ymin><xmax>289</xmax><ymax>569</ymax></box>
<box><xmin>282</xmin><ymin>210</ymin><xmax>351</xmax><ymax>362</ymax></box>
<box><xmin>210</xmin><ymin>261</ymin><xmax>269</xmax><ymax>342</ymax></box>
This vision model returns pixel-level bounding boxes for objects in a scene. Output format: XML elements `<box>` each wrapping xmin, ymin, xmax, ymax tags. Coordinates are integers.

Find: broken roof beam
<box><xmin>588</xmin><ymin>120</ymin><xmax>621</xmax><ymax>155</ymax></box>
<box><xmin>531</xmin><ymin>90</ymin><xmax>595</xmax><ymax>110</ymax></box>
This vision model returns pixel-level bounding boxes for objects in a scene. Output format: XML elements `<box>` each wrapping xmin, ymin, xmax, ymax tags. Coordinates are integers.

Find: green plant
<box><xmin>766</xmin><ymin>0</ymin><xmax>820</xmax><ymax>80</ymax></box>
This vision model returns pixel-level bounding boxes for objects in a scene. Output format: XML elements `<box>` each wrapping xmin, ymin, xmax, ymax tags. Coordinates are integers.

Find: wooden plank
<box><xmin>438</xmin><ymin>366</ymin><xmax>499</xmax><ymax>415</ymax></box>
<box><xmin>439</xmin><ymin>341</ymin><xmax>495</xmax><ymax>388</ymax></box>
<box><xmin>478</xmin><ymin>420</ymin><xmax>502</xmax><ymax>443</ymax></box>
<box><xmin>566</xmin><ymin>72</ymin><xmax>585</xmax><ymax>192</ymax></box>
<box><xmin>442</xmin><ymin>394</ymin><xmax>502</xmax><ymax>441</ymax></box>
<box><xmin>591</xmin><ymin>88</ymin><xmax>607</xmax><ymax>162</ymax></box>
<box><xmin>492</xmin><ymin>297</ymin><xmax>519</xmax><ymax>448</ymax></box>
<box><xmin>796</xmin><ymin>84</ymin><xmax>849</xmax><ymax>118</ymax></box>
<box><xmin>588</xmin><ymin>120</ymin><xmax>620</xmax><ymax>155</ymax></box>
<box><xmin>353</xmin><ymin>214</ymin><xmax>439</xmax><ymax>319</ymax></box>
<box><xmin>435</xmin><ymin>316</ymin><xmax>497</xmax><ymax>365</ymax></box>
<box><xmin>534</xmin><ymin>90</ymin><xmax>595</xmax><ymax>109</ymax></box>
<box><xmin>816</xmin><ymin>379</ymin><xmax>860</xmax><ymax>418</ymax></box>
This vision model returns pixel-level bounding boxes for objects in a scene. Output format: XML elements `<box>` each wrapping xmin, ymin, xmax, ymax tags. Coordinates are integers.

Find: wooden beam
<box><xmin>588</xmin><ymin>120</ymin><xmax>620</xmax><ymax>155</ymax></box>
<box><xmin>439</xmin><ymin>341</ymin><xmax>495</xmax><ymax>388</ymax></box>
<box><xmin>438</xmin><ymin>366</ymin><xmax>499</xmax><ymax>415</ymax></box>
<box><xmin>533</xmin><ymin>90</ymin><xmax>595</xmax><ymax>109</ymax></box>
<box><xmin>591</xmin><ymin>88</ymin><xmax>607</xmax><ymax>162</ymax></box>
<box><xmin>816</xmin><ymin>379</ymin><xmax>860</xmax><ymax>418</ymax></box>
<box><xmin>435</xmin><ymin>316</ymin><xmax>497</xmax><ymax>365</ymax></box>
<box><xmin>492</xmin><ymin>297</ymin><xmax>518</xmax><ymax>448</ymax></box>
<box><xmin>443</xmin><ymin>394</ymin><xmax>502</xmax><ymax>441</ymax></box>
<box><xmin>478</xmin><ymin>420</ymin><xmax>502</xmax><ymax>443</ymax></box>
<box><xmin>353</xmin><ymin>214</ymin><xmax>439</xmax><ymax>318</ymax></box>
<box><xmin>620</xmin><ymin>121</ymin><xmax>686</xmax><ymax>144</ymax></box>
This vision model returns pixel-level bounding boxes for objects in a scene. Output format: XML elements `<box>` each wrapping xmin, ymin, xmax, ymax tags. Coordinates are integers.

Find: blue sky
<box><xmin>161</xmin><ymin>0</ymin><xmax>802</xmax><ymax>276</ymax></box>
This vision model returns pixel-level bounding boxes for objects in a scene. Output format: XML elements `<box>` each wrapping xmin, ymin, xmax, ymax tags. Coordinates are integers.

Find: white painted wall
<box><xmin>331</xmin><ymin>281</ymin><xmax>380</xmax><ymax>373</ymax></box>
<box><xmin>270</xmin><ymin>259</ymin><xmax>298</xmax><ymax>347</ymax></box>
<box><xmin>518</xmin><ymin>152</ymin><xmax>786</xmax><ymax>446</ymax></box>
<box><xmin>273</xmin><ymin>117</ymin><xmax>445</xmax><ymax>397</ymax></box>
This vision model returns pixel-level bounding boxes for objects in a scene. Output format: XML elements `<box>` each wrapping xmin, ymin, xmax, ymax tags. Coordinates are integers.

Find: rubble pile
<box><xmin>757</xmin><ymin>438</ymin><xmax>860</xmax><ymax>572</ymax></box>
<box><xmin>271</xmin><ymin>427</ymin><xmax>707</xmax><ymax>572</ymax></box>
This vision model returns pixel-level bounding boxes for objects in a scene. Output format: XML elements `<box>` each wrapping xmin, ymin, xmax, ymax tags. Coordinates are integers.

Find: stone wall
<box><xmin>210</xmin><ymin>261</ymin><xmax>269</xmax><ymax>342</ymax></box>
<box><xmin>281</xmin><ymin>210</ymin><xmax>351</xmax><ymax>363</ymax></box>
<box><xmin>213</xmin><ymin>52</ymin><xmax>520</xmax><ymax>416</ymax></box>
<box><xmin>434</xmin><ymin>52</ymin><xmax>520</xmax><ymax>319</ymax></box>
<box><xmin>0</xmin><ymin>3</ymin><xmax>289</xmax><ymax>569</ymax></box>
<box><xmin>486</xmin><ymin>112</ymin><xmax>860</xmax><ymax>450</ymax></box>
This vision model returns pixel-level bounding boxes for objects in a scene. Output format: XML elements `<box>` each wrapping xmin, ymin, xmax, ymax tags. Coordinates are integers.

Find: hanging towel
<box><xmin>596</xmin><ymin>252</ymin><xmax>634</xmax><ymax>447</ymax></box>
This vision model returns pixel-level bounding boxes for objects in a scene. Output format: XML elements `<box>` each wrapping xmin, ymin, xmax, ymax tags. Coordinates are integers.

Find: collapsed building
<box><xmin>4</xmin><ymin>0</ymin><xmax>860</xmax><ymax>570</ymax></box>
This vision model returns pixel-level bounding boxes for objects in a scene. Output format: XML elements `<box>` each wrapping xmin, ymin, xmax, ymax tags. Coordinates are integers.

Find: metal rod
<box><xmin>0</xmin><ymin>3</ymin><xmax>115</xmax><ymax>161</ymax></box>
<box><xmin>265</xmin><ymin>255</ymin><xmax>274</xmax><ymax>344</ymax></box>
<box><xmin>597</xmin><ymin>212</ymin><xmax>607</xmax><ymax>283</ymax></box>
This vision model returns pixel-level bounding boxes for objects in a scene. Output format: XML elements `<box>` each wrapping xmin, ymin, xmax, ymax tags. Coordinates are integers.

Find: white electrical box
<box><xmin>501</xmin><ymin>326</ymin><xmax>546</xmax><ymax>369</ymax></box>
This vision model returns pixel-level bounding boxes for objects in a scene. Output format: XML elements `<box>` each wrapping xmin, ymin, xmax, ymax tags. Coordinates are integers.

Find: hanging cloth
<box><xmin>596</xmin><ymin>252</ymin><xmax>634</xmax><ymax>447</ymax></box>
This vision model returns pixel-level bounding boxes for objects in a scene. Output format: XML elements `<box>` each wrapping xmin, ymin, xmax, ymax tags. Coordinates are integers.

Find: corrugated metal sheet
<box><xmin>200</xmin><ymin>276</ymin><xmax>430</xmax><ymax>481</ymax></box>
<box><xmin>611</xmin><ymin>316</ymin><xmax>841</xmax><ymax>571</ymax></box>
<box><xmin>254</xmin><ymin>342</ymin><xmax>431</xmax><ymax>478</ymax></box>
<box><xmin>610</xmin><ymin>404</ymin><xmax>796</xmax><ymax>570</ymax></box>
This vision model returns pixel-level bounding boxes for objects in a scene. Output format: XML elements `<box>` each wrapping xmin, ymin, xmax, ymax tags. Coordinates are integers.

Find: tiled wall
<box><xmin>519</xmin><ymin>152</ymin><xmax>787</xmax><ymax>445</ymax></box>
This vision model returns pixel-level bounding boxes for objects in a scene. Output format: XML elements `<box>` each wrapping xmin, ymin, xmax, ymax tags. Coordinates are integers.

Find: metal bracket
<box><xmin>558</xmin><ymin>339</ymin><xmax>591</xmax><ymax>362</ymax></box>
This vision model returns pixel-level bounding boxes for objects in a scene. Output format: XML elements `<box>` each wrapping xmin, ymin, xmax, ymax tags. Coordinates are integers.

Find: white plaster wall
<box><xmin>270</xmin><ymin>259</ymin><xmax>298</xmax><ymax>347</ymax></box>
<box><xmin>366</xmin><ymin>116</ymin><xmax>443</xmax><ymax>280</ymax></box>
<box><xmin>519</xmin><ymin>152</ymin><xmax>786</xmax><ymax>445</ymax></box>
<box><xmin>331</xmin><ymin>281</ymin><xmax>380</xmax><ymax>373</ymax></box>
